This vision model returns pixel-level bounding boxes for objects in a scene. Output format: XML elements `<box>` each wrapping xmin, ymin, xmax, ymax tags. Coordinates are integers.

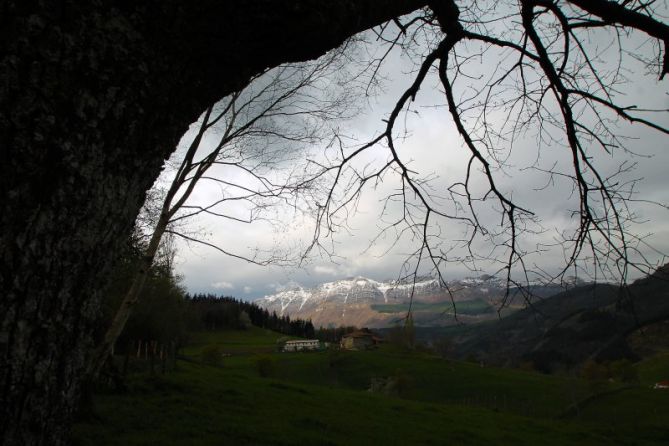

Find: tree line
<box><xmin>186</xmin><ymin>294</ymin><xmax>316</xmax><ymax>339</ymax></box>
<box><xmin>97</xmin><ymin>234</ymin><xmax>322</xmax><ymax>363</ymax></box>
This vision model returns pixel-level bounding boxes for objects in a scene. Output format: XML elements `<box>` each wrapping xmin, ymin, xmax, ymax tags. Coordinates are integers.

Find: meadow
<box><xmin>73</xmin><ymin>327</ymin><xmax>669</xmax><ymax>445</ymax></box>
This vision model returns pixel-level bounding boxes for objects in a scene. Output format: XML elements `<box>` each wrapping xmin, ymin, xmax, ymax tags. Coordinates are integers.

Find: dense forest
<box><xmin>187</xmin><ymin>294</ymin><xmax>316</xmax><ymax>339</ymax></box>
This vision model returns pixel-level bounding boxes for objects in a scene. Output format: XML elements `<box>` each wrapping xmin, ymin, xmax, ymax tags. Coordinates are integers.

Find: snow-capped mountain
<box><xmin>258</xmin><ymin>276</ymin><xmax>438</xmax><ymax>313</ymax></box>
<box><xmin>254</xmin><ymin>275</ymin><xmax>558</xmax><ymax>328</ymax></box>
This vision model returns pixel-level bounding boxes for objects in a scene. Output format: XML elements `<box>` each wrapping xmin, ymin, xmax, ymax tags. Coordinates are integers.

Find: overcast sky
<box><xmin>160</xmin><ymin>12</ymin><xmax>669</xmax><ymax>301</ymax></box>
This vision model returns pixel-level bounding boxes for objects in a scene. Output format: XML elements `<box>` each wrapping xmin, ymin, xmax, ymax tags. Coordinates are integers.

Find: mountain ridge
<box><xmin>255</xmin><ymin>275</ymin><xmax>580</xmax><ymax>328</ymax></box>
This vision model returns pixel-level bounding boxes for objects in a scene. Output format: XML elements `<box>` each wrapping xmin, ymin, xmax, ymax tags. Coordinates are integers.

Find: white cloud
<box><xmin>211</xmin><ymin>281</ymin><xmax>234</xmax><ymax>290</ymax></box>
<box><xmin>243</xmin><ymin>286</ymin><xmax>253</xmax><ymax>294</ymax></box>
<box><xmin>313</xmin><ymin>265</ymin><xmax>337</xmax><ymax>276</ymax></box>
<box><xmin>269</xmin><ymin>280</ymin><xmax>303</xmax><ymax>292</ymax></box>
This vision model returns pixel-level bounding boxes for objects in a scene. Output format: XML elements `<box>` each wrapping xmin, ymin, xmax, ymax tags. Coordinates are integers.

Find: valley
<box><xmin>73</xmin><ymin>326</ymin><xmax>669</xmax><ymax>445</ymax></box>
<box><xmin>72</xmin><ymin>266</ymin><xmax>669</xmax><ymax>445</ymax></box>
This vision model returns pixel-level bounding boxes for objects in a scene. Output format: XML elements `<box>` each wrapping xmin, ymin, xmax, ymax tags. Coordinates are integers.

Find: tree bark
<box><xmin>0</xmin><ymin>1</ymin><xmax>429</xmax><ymax>445</ymax></box>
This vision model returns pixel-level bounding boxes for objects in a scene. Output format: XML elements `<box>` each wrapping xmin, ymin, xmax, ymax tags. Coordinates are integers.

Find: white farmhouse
<box><xmin>653</xmin><ymin>380</ymin><xmax>669</xmax><ymax>389</ymax></box>
<box><xmin>282</xmin><ymin>339</ymin><xmax>320</xmax><ymax>352</ymax></box>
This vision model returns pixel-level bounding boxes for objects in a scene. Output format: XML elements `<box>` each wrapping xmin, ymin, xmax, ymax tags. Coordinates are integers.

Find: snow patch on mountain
<box><xmin>253</xmin><ymin>273</ymin><xmax>587</xmax><ymax>328</ymax></box>
<box><xmin>261</xmin><ymin>286</ymin><xmax>311</xmax><ymax>315</ymax></box>
<box><xmin>255</xmin><ymin>276</ymin><xmax>445</xmax><ymax>315</ymax></box>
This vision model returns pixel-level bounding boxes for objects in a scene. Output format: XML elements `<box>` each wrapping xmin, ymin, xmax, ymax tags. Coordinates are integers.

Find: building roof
<box><xmin>342</xmin><ymin>329</ymin><xmax>382</xmax><ymax>341</ymax></box>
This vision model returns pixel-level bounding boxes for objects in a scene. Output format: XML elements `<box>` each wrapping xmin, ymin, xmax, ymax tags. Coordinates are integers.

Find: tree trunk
<box><xmin>0</xmin><ymin>1</ymin><xmax>430</xmax><ymax>445</ymax></box>
<box><xmin>123</xmin><ymin>348</ymin><xmax>130</xmax><ymax>376</ymax></box>
<box><xmin>88</xmin><ymin>214</ymin><xmax>168</xmax><ymax>377</ymax></box>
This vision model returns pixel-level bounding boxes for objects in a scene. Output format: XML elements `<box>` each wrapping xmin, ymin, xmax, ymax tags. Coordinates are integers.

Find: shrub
<box><xmin>432</xmin><ymin>337</ymin><xmax>454</xmax><ymax>359</ymax></box>
<box><xmin>581</xmin><ymin>359</ymin><xmax>610</xmax><ymax>394</ymax></box>
<box><xmin>276</xmin><ymin>336</ymin><xmax>289</xmax><ymax>352</ymax></box>
<box><xmin>465</xmin><ymin>354</ymin><xmax>478</xmax><ymax>364</ymax></box>
<box><xmin>610</xmin><ymin>359</ymin><xmax>639</xmax><ymax>383</ymax></box>
<box><xmin>518</xmin><ymin>360</ymin><xmax>536</xmax><ymax>372</ymax></box>
<box><xmin>256</xmin><ymin>356</ymin><xmax>276</xmax><ymax>377</ymax></box>
<box><xmin>200</xmin><ymin>345</ymin><xmax>224</xmax><ymax>367</ymax></box>
<box><xmin>581</xmin><ymin>359</ymin><xmax>607</xmax><ymax>381</ymax></box>
<box><xmin>328</xmin><ymin>350</ymin><xmax>346</xmax><ymax>369</ymax></box>
<box><xmin>392</xmin><ymin>369</ymin><xmax>414</xmax><ymax>398</ymax></box>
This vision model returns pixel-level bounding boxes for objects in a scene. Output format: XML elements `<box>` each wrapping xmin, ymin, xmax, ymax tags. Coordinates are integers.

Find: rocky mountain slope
<box><xmin>254</xmin><ymin>275</ymin><xmax>575</xmax><ymax>328</ymax></box>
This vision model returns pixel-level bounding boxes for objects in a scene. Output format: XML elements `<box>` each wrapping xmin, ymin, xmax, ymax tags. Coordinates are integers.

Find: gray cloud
<box><xmin>174</xmin><ymin>23</ymin><xmax>669</xmax><ymax>300</ymax></box>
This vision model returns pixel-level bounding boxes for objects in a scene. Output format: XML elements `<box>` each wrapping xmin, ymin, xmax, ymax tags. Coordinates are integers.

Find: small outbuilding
<box><xmin>340</xmin><ymin>328</ymin><xmax>383</xmax><ymax>350</ymax></box>
<box><xmin>282</xmin><ymin>339</ymin><xmax>320</xmax><ymax>352</ymax></box>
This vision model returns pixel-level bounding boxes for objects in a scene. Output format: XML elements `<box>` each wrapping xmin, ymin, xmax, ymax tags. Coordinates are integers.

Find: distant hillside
<box><xmin>449</xmin><ymin>265</ymin><xmax>669</xmax><ymax>372</ymax></box>
<box><xmin>254</xmin><ymin>275</ymin><xmax>582</xmax><ymax>328</ymax></box>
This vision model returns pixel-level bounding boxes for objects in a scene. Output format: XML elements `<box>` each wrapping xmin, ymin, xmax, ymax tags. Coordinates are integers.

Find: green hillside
<box><xmin>371</xmin><ymin>299</ymin><xmax>494</xmax><ymax>315</ymax></box>
<box><xmin>73</xmin><ymin>327</ymin><xmax>669</xmax><ymax>445</ymax></box>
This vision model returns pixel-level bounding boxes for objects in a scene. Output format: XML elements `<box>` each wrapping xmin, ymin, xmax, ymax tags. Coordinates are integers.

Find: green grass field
<box><xmin>73</xmin><ymin>327</ymin><xmax>669</xmax><ymax>445</ymax></box>
<box><xmin>371</xmin><ymin>299</ymin><xmax>494</xmax><ymax>315</ymax></box>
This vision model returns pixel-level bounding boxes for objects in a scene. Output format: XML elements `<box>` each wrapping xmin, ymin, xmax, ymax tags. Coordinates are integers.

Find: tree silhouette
<box><xmin>89</xmin><ymin>46</ymin><xmax>359</xmax><ymax>376</ymax></box>
<box><xmin>1</xmin><ymin>2</ymin><xmax>668</xmax><ymax>445</ymax></box>
<box><xmin>306</xmin><ymin>1</ymin><xmax>669</xmax><ymax>308</ymax></box>
<box><xmin>0</xmin><ymin>2</ymin><xmax>425</xmax><ymax>444</ymax></box>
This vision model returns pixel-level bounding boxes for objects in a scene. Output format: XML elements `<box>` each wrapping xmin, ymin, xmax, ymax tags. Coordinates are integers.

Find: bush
<box><xmin>256</xmin><ymin>356</ymin><xmax>276</xmax><ymax>377</ymax></box>
<box><xmin>328</xmin><ymin>350</ymin><xmax>346</xmax><ymax>369</ymax></box>
<box><xmin>518</xmin><ymin>360</ymin><xmax>536</xmax><ymax>372</ymax></box>
<box><xmin>581</xmin><ymin>358</ymin><xmax>638</xmax><ymax>384</ymax></box>
<box><xmin>200</xmin><ymin>345</ymin><xmax>224</xmax><ymax>367</ymax></box>
<box><xmin>432</xmin><ymin>337</ymin><xmax>454</xmax><ymax>358</ymax></box>
<box><xmin>386</xmin><ymin>315</ymin><xmax>416</xmax><ymax>351</ymax></box>
<box><xmin>393</xmin><ymin>369</ymin><xmax>414</xmax><ymax>398</ymax></box>
<box><xmin>581</xmin><ymin>359</ymin><xmax>610</xmax><ymax>394</ymax></box>
<box><xmin>465</xmin><ymin>354</ymin><xmax>478</xmax><ymax>364</ymax></box>
<box><xmin>276</xmin><ymin>336</ymin><xmax>290</xmax><ymax>352</ymax></box>
<box><xmin>581</xmin><ymin>359</ymin><xmax>607</xmax><ymax>381</ymax></box>
<box><xmin>610</xmin><ymin>359</ymin><xmax>639</xmax><ymax>383</ymax></box>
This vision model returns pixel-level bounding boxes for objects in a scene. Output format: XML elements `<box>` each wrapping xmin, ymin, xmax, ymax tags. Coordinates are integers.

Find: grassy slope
<box><xmin>73</xmin><ymin>327</ymin><xmax>669</xmax><ymax>445</ymax></box>
<box><xmin>371</xmin><ymin>299</ymin><xmax>493</xmax><ymax>315</ymax></box>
